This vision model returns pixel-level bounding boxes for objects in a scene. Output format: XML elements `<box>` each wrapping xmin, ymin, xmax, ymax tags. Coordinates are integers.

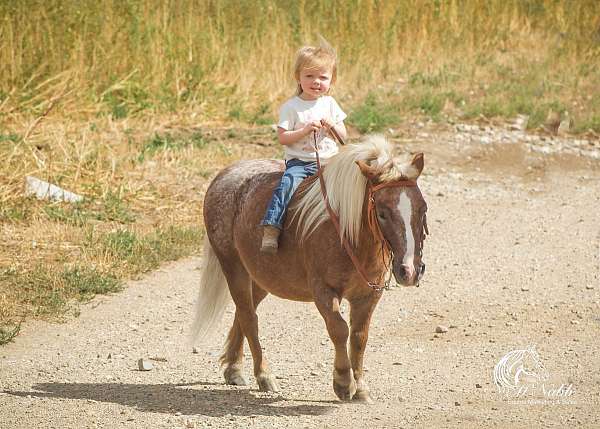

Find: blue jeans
<box><xmin>261</xmin><ymin>158</ymin><xmax>318</xmax><ymax>229</ymax></box>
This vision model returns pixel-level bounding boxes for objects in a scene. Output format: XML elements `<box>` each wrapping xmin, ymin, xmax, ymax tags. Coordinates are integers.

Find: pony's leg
<box><xmin>220</xmin><ymin>283</ymin><xmax>269</xmax><ymax>386</ymax></box>
<box><xmin>223</xmin><ymin>267</ymin><xmax>278</xmax><ymax>392</ymax></box>
<box><xmin>314</xmin><ymin>285</ymin><xmax>356</xmax><ymax>401</ymax></box>
<box><xmin>220</xmin><ymin>311</ymin><xmax>247</xmax><ymax>386</ymax></box>
<box><xmin>348</xmin><ymin>294</ymin><xmax>381</xmax><ymax>403</ymax></box>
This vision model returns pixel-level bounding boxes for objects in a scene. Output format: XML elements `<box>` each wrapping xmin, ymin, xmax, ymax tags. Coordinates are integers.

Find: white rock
<box><xmin>25</xmin><ymin>176</ymin><xmax>83</xmax><ymax>203</ymax></box>
<box><xmin>510</xmin><ymin>114</ymin><xmax>529</xmax><ymax>131</ymax></box>
<box><xmin>138</xmin><ymin>359</ymin><xmax>153</xmax><ymax>371</ymax></box>
<box><xmin>435</xmin><ymin>325</ymin><xmax>449</xmax><ymax>333</ymax></box>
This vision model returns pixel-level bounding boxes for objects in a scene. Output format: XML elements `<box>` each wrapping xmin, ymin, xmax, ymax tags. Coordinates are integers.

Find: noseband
<box><xmin>313</xmin><ymin>132</ymin><xmax>428</xmax><ymax>292</ymax></box>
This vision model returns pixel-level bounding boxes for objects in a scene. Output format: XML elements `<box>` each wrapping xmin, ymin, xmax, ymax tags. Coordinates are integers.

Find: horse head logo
<box><xmin>493</xmin><ymin>345</ymin><xmax>550</xmax><ymax>394</ymax></box>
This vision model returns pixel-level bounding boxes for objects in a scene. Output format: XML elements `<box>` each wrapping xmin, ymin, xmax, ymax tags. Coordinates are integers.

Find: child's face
<box><xmin>298</xmin><ymin>66</ymin><xmax>333</xmax><ymax>100</ymax></box>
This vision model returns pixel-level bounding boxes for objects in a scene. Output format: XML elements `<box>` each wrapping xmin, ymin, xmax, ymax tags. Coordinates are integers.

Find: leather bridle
<box><xmin>313</xmin><ymin>129</ymin><xmax>428</xmax><ymax>292</ymax></box>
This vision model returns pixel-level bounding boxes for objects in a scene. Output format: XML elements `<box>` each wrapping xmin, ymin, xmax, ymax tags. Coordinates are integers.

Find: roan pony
<box><xmin>192</xmin><ymin>135</ymin><xmax>428</xmax><ymax>402</ymax></box>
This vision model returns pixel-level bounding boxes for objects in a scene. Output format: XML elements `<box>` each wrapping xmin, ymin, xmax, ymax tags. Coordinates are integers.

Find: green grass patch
<box><xmin>101</xmin><ymin>81</ymin><xmax>152</xmax><ymax>119</ymax></box>
<box><xmin>0</xmin><ymin>322</ymin><xmax>21</xmax><ymax>345</ymax></box>
<box><xmin>62</xmin><ymin>267</ymin><xmax>121</xmax><ymax>299</ymax></box>
<box><xmin>573</xmin><ymin>115</ymin><xmax>600</xmax><ymax>133</ymax></box>
<box><xmin>348</xmin><ymin>92</ymin><xmax>402</xmax><ymax>133</ymax></box>
<box><xmin>91</xmin><ymin>225</ymin><xmax>203</xmax><ymax>275</ymax></box>
<box><xmin>43</xmin><ymin>190</ymin><xmax>135</xmax><ymax>226</ymax></box>
<box><xmin>0</xmin><ymin>224</ymin><xmax>201</xmax><ymax>332</ymax></box>
<box><xmin>138</xmin><ymin>131</ymin><xmax>208</xmax><ymax>162</ymax></box>
<box><xmin>0</xmin><ymin>265</ymin><xmax>122</xmax><ymax>322</ymax></box>
<box><xmin>405</xmin><ymin>91</ymin><xmax>446</xmax><ymax>120</ymax></box>
<box><xmin>0</xmin><ymin>133</ymin><xmax>21</xmax><ymax>144</ymax></box>
<box><xmin>0</xmin><ymin>199</ymin><xmax>32</xmax><ymax>222</ymax></box>
<box><xmin>228</xmin><ymin>102</ymin><xmax>273</xmax><ymax>125</ymax></box>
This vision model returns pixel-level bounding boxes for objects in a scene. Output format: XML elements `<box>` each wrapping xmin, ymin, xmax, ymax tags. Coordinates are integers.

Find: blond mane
<box><xmin>290</xmin><ymin>135</ymin><xmax>413</xmax><ymax>246</ymax></box>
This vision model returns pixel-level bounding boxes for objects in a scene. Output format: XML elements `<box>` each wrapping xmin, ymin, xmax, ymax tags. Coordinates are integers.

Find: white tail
<box><xmin>190</xmin><ymin>238</ymin><xmax>231</xmax><ymax>343</ymax></box>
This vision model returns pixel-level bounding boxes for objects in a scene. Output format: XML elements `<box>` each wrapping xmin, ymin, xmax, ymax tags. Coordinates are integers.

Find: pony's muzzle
<box><xmin>393</xmin><ymin>263</ymin><xmax>421</xmax><ymax>287</ymax></box>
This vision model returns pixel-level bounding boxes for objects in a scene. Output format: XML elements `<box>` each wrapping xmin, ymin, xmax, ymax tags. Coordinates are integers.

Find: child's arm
<box><xmin>277</xmin><ymin>121</ymin><xmax>322</xmax><ymax>146</ymax></box>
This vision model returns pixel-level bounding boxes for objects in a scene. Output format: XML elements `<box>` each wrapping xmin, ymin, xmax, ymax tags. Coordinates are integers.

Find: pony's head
<box><xmin>293</xmin><ymin>135</ymin><xmax>428</xmax><ymax>287</ymax></box>
<box><xmin>356</xmin><ymin>146</ymin><xmax>427</xmax><ymax>287</ymax></box>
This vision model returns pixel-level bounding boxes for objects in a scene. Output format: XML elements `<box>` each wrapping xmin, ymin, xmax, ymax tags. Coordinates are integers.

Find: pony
<box><xmin>192</xmin><ymin>135</ymin><xmax>428</xmax><ymax>402</ymax></box>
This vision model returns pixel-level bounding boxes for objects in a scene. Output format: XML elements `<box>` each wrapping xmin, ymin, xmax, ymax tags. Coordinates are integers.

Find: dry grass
<box><xmin>1</xmin><ymin>1</ymin><xmax>599</xmax><ymax>126</ymax></box>
<box><xmin>0</xmin><ymin>115</ymin><xmax>279</xmax><ymax>343</ymax></box>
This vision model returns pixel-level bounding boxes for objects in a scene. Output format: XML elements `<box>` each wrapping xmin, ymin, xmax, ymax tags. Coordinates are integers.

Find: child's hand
<box><xmin>320</xmin><ymin>118</ymin><xmax>336</xmax><ymax>130</ymax></box>
<box><xmin>302</xmin><ymin>120</ymin><xmax>322</xmax><ymax>136</ymax></box>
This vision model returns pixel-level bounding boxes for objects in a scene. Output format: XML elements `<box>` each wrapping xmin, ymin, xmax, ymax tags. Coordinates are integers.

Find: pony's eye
<box><xmin>377</xmin><ymin>210</ymin><xmax>386</xmax><ymax>221</ymax></box>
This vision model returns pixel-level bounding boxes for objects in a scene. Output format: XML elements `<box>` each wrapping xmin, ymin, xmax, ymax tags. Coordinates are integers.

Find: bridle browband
<box><xmin>313</xmin><ymin>131</ymin><xmax>428</xmax><ymax>292</ymax></box>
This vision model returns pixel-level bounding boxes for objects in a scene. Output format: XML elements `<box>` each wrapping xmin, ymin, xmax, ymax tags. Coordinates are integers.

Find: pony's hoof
<box><xmin>257</xmin><ymin>375</ymin><xmax>279</xmax><ymax>392</ymax></box>
<box><xmin>224</xmin><ymin>367</ymin><xmax>248</xmax><ymax>386</ymax></box>
<box><xmin>333</xmin><ymin>379</ymin><xmax>357</xmax><ymax>401</ymax></box>
<box><xmin>333</xmin><ymin>369</ymin><xmax>357</xmax><ymax>401</ymax></box>
<box><xmin>226</xmin><ymin>374</ymin><xmax>248</xmax><ymax>386</ymax></box>
<box><xmin>352</xmin><ymin>390</ymin><xmax>374</xmax><ymax>404</ymax></box>
<box><xmin>353</xmin><ymin>379</ymin><xmax>373</xmax><ymax>403</ymax></box>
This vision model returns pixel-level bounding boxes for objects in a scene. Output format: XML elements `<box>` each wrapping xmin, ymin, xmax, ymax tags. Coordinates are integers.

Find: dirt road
<box><xmin>1</xmin><ymin>124</ymin><xmax>599</xmax><ymax>428</ymax></box>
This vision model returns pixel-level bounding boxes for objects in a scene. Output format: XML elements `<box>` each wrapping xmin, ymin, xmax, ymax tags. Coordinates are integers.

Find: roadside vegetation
<box><xmin>1</xmin><ymin>0</ymin><xmax>599</xmax><ymax>343</ymax></box>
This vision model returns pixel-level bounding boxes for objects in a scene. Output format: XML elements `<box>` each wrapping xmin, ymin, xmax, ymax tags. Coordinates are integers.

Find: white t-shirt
<box><xmin>278</xmin><ymin>95</ymin><xmax>347</xmax><ymax>162</ymax></box>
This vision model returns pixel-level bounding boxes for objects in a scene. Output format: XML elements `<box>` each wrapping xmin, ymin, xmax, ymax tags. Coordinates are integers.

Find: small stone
<box><xmin>138</xmin><ymin>359</ymin><xmax>153</xmax><ymax>371</ymax></box>
<box><xmin>435</xmin><ymin>325</ymin><xmax>449</xmax><ymax>333</ymax></box>
<box><xmin>454</xmin><ymin>401</ymin><xmax>461</xmax><ymax>406</ymax></box>
<box><xmin>150</xmin><ymin>357</ymin><xmax>167</xmax><ymax>362</ymax></box>
<box><xmin>570</xmin><ymin>320</ymin><xmax>580</xmax><ymax>325</ymax></box>
<box><xmin>310</xmin><ymin>371</ymin><xmax>319</xmax><ymax>376</ymax></box>
<box><xmin>475</xmin><ymin>383</ymin><xmax>482</xmax><ymax>388</ymax></box>
<box><xmin>192</xmin><ymin>347</ymin><xmax>199</xmax><ymax>354</ymax></box>
<box><xmin>521</xmin><ymin>286</ymin><xmax>530</xmax><ymax>291</ymax></box>
<box><xmin>586</xmin><ymin>285</ymin><xmax>594</xmax><ymax>290</ymax></box>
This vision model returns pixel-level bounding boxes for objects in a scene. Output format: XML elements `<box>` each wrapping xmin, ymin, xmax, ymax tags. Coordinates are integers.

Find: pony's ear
<box><xmin>356</xmin><ymin>159</ymin><xmax>392</xmax><ymax>181</ymax></box>
<box><xmin>395</xmin><ymin>152</ymin><xmax>424</xmax><ymax>180</ymax></box>
<box><xmin>356</xmin><ymin>159</ymin><xmax>377</xmax><ymax>180</ymax></box>
<box><xmin>411</xmin><ymin>153</ymin><xmax>424</xmax><ymax>178</ymax></box>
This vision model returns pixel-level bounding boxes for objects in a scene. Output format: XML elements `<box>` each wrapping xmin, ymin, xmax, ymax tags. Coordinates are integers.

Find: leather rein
<box><xmin>313</xmin><ymin>129</ymin><xmax>425</xmax><ymax>292</ymax></box>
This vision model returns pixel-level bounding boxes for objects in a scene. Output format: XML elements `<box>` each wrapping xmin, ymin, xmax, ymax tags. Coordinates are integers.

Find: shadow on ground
<box><xmin>4</xmin><ymin>381</ymin><xmax>335</xmax><ymax>417</ymax></box>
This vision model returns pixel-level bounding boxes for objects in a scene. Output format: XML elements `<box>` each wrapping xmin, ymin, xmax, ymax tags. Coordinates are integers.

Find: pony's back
<box><xmin>203</xmin><ymin>159</ymin><xmax>284</xmax><ymax>253</ymax></box>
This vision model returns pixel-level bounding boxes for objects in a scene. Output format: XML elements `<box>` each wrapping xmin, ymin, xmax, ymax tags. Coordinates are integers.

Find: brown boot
<box><xmin>260</xmin><ymin>226</ymin><xmax>280</xmax><ymax>253</ymax></box>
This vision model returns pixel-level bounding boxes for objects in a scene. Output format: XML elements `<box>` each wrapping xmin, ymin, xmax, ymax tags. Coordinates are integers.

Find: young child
<box><xmin>260</xmin><ymin>40</ymin><xmax>347</xmax><ymax>253</ymax></box>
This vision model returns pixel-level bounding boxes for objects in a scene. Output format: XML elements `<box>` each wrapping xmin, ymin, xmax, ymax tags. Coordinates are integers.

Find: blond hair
<box><xmin>293</xmin><ymin>37</ymin><xmax>337</xmax><ymax>96</ymax></box>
